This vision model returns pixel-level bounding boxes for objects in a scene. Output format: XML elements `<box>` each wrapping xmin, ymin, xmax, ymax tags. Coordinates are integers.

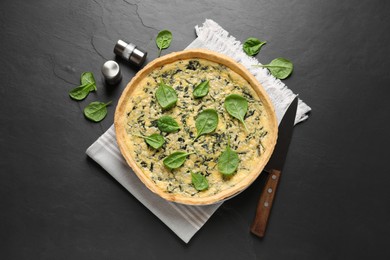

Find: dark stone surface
<box><xmin>1</xmin><ymin>0</ymin><xmax>390</xmax><ymax>259</ymax></box>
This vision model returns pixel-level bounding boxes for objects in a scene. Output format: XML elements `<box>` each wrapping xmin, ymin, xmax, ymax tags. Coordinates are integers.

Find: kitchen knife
<box><xmin>250</xmin><ymin>96</ymin><xmax>298</xmax><ymax>237</ymax></box>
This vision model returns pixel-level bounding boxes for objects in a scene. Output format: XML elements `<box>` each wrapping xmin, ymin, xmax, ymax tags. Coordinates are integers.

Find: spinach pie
<box><xmin>115</xmin><ymin>49</ymin><xmax>277</xmax><ymax>205</ymax></box>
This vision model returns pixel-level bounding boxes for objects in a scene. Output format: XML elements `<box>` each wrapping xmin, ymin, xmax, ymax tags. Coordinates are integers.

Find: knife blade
<box><xmin>250</xmin><ymin>96</ymin><xmax>298</xmax><ymax>237</ymax></box>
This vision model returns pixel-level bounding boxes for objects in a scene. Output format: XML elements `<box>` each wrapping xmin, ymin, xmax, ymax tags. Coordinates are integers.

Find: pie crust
<box><xmin>115</xmin><ymin>49</ymin><xmax>277</xmax><ymax>205</ymax></box>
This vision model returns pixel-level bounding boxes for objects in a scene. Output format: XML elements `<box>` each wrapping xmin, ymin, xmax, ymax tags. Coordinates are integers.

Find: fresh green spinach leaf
<box><xmin>243</xmin><ymin>37</ymin><xmax>266</xmax><ymax>56</ymax></box>
<box><xmin>193</xmin><ymin>80</ymin><xmax>209</xmax><ymax>98</ymax></box>
<box><xmin>134</xmin><ymin>133</ymin><xmax>165</xmax><ymax>149</ymax></box>
<box><xmin>156</xmin><ymin>30</ymin><xmax>172</xmax><ymax>57</ymax></box>
<box><xmin>224</xmin><ymin>94</ymin><xmax>248</xmax><ymax>131</ymax></box>
<box><xmin>80</xmin><ymin>72</ymin><xmax>97</xmax><ymax>90</ymax></box>
<box><xmin>163</xmin><ymin>151</ymin><xmax>194</xmax><ymax>169</ymax></box>
<box><xmin>69</xmin><ymin>72</ymin><xmax>97</xmax><ymax>100</ymax></box>
<box><xmin>155</xmin><ymin>81</ymin><xmax>178</xmax><ymax>110</ymax></box>
<box><xmin>218</xmin><ymin>140</ymin><xmax>239</xmax><ymax>176</ymax></box>
<box><xmin>195</xmin><ymin>109</ymin><xmax>218</xmax><ymax>140</ymax></box>
<box><xmin>191</xmin><ymin>172</ymin><xmax>209</xmax><ymax>191</ymax></box>
<box><xmin>157</xmin><ymin>116</ymin><xmax>180</xmax><ymax>133</ymax></box>
<box><xmin>69</xmin><ymin>83</ymin><xmax>94</xmax><ymax>100</ymax></box>
<box><xmin>83</xmin><ymin>101</ymin><xmax>111</xmax><ymax>122</ymax></box>
<box><xmin>256</xmin><ymin>58</ymin><xmax>293</xmax><ymax>79</ymax></box>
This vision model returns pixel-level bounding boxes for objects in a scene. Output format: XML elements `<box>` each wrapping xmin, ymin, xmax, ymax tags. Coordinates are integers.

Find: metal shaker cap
<box><xmin>101</xmin><ymin>60</ymin><xmax>122</xmax><ymax>85</ymax></box>
<box><xmin>114</xmin><ymin>40</ymin><xmax>147</xmax><ymax>66</ymax></box>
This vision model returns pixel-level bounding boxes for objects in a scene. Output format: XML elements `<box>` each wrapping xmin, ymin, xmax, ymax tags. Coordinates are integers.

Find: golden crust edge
<box><xmin>114</xmin><ymin>49</ymin><xmax>278</xmax><ymax>205</ymax></box>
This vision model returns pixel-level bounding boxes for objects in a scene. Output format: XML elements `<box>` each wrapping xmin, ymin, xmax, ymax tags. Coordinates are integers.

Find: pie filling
<box><xmin>124</xmin><ymin>58</ymin><xmax>271</xmax><ymax>198</ymax></box>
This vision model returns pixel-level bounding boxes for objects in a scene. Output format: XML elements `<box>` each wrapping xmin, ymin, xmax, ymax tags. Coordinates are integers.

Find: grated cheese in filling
<box><xmin>124</xmin><ymin>59</ymin><xmax>270</xmax><ymax>198</ymax></box>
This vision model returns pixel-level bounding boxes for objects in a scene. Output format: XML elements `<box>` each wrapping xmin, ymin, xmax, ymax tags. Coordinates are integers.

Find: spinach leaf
<box><xmin>224</xmin><ymin>94</ymin><xmax>248</xmax><ymax>131</ymax></box>
<box><xmin>243</xmin><ymin>37</ymin><xmax>266</xmax><ymax>56</ymax></box>
<box><xmin>156</xmin><ymin>30</ymin><xmax>172</xmax><ymax>57</ymax></box>
<box><xmin>69</xmin><ymin>72</ymin><xmax>97</xmax><ymax>100</ymax></box>
<box><xmin>256</xmin><ymin>58</ymin><xmax>293</xmax><ymax>79</ymax></box>
<box><xmin>193</xmin><ymin>80</ymin><xmax>209</xmax><ymax>98</ymax></box>
<box><xmin>80</xmin><ymin>72</ymin><xmax>97</xmax><ymax>90</ymax></box>
<box><xmin>134</xmin><ymin>133</ymin><xmax>165</xmax><ymax>149</ymax></box>
<box><xmin>191</xmin><ymin>172</ymin><xmax>209</xmax><ymax>191</ymax></box>
<box><xmin>83</xmin><ymin>101</ymin><xmax>111</xmax><ymax>122</ymax></box>
<box><xmin>157</xmin><ymin>116</ymin><xmax>180</xmax><ymax>133</ymax></box>
<box><xmin>155</xmin><ymin>81</ymin><xmax>178</xmax><ymax>110</ymax></box>
<box><xmin>195</xmin><ymin>109</ymin><xmax>218</xmax><ymax>140</ymax></box>
<box><xmin>218</xmin><ymin>140</ymin><xmax>239</xmax><ymax>176</ymax></box>
<box><xmin>69</xmin><ymin>83</ymin><xmax>94</xmax><ymax>100</ymax></box>
<box><xmin>163</xmin><ymin>151</ymin><xmax>194</xmax><ymax>169</ymax></box>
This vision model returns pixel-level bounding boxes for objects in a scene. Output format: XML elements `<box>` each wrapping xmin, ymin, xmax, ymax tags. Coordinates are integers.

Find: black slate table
<box><xmin>1</xmin><ymin>0</ymin><xmax>390</xmax><ymax>259</ymax></box>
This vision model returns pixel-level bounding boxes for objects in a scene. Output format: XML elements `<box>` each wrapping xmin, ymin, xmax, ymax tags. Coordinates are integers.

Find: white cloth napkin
<box><xmin>86</xmin><ymin>19</ymin><xmax>311</xmax><ymax>243</ymax></box>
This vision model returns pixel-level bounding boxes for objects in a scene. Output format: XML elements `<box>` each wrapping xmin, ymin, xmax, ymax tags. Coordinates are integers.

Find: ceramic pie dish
<box><xmin>115</xmin><ymin>49</ymin><xmax>278</xmax><ymax>205</ymax></box>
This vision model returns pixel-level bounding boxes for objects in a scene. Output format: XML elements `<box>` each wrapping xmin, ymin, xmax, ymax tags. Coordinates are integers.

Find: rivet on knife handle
<box><xmin>250</xmin><ymin>169</ymin><xmax>281</xmax><ymax>237</ymax></box>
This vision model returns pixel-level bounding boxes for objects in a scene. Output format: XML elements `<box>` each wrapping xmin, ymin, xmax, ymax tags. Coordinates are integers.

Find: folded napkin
<box><xmin>86</xmin><ymin>19</ymin><xmax>311</xmax><ymax>243</ymax></box>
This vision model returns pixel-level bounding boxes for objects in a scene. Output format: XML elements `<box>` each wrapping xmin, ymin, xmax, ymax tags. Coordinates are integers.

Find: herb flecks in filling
<box><xmin>124</xmin><ymin>59</ymin><xmax>270</xmax><ymax>198</ymax></box>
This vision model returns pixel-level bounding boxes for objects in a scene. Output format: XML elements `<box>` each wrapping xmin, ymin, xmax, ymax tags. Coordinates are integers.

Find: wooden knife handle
<box><xmin>250</xmin><ymin>169</ymin><xmax>281</xmax><ymax>237</ymax></box>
